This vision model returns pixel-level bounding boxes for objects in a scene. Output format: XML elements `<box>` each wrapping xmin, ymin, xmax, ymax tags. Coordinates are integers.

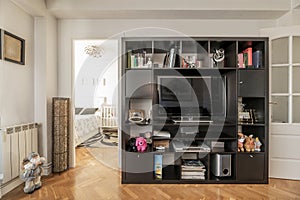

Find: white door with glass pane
<box><xmin>270</xmin><ymin>36</ymin><xmax>300</xmax><ymax>180</ymax></box>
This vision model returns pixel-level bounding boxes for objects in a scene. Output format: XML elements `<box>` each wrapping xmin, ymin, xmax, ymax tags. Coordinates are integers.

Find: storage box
<box><xmin>153</xmin><ymin>140</ymin><xmax>170</xmax><ymax>149</ymax></box>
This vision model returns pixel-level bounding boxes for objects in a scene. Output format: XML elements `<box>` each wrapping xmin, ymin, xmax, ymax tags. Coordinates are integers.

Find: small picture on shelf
<box><xmin>154</xmin><ymin>154</ymin><xmax>163</xmax><ymax>180</ymax></box>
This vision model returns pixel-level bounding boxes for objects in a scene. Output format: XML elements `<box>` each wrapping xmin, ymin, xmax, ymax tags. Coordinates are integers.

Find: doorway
<box><xmin>73</xmin><ymin>39</ymin><xmax>119</xmax><ymax>169</ymax></box>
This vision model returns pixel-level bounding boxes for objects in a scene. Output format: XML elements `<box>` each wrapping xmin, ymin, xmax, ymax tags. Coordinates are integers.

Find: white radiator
<box><xmin>0</xmin><ymin>123</ymin><xmax>38</xmax><ymax>187</ymax></box>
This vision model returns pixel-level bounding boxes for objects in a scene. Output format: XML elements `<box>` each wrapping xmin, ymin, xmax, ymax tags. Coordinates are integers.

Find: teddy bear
<box><xmin>238</xmin><ymin>132</ymin><xmax>245</xmax><ymax>152</ymax></box>
<box><xmin>20</xmin><ymin>152</ymin><xmax>46</xmax><ymax>194</ymax></box>
<box><xmin>244</xmin><ymin>134</ymin><xmax>255</xmax><ymax>152</ymax></box>
<box><xmin>135</xmin><ymin>137</ymin><xmax>147</xmax><ymax>152</ymax></box>
<box><xmin>126</xmin><ymin>138</ymin><xmax>137</xmax><ymax>152</ymax></box>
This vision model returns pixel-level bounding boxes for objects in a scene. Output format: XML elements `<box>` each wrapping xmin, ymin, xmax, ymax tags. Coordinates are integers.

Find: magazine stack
<box><xmin>181</xmin><ymin>160</ymin><xmax>206</xmax><ymax>180</ymax></box>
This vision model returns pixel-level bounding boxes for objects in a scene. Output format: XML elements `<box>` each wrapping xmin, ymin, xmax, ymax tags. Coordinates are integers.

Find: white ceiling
<box><xmin>13</xmin><ymin>0</ymin><xmax>300</xmax><ymax>20</ymax></box>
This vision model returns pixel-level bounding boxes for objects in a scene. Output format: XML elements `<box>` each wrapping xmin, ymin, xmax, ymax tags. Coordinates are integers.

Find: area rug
<box><xmin>79</xmin><ymin>130</ymin><xmax>119</xmax><ymax>170</ymax></box>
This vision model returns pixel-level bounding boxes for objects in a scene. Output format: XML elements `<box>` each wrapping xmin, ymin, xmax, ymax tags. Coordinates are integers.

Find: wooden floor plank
<box><xmin>2</xmin><ymin>147</ymin><xmax>300</xmax><ymax>200</ymax></box>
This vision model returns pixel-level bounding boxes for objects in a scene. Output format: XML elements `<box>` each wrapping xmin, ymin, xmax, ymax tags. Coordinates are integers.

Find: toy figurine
<box><xmin>135</xmin><ymin>137</ymin><xmax>147</xmax><ymax>152</ymax></box>
<box><xmin>254</xmin><ymin>137</ymin><xmax>262</xmax><ymax>152</ymax></box>
<box><xmin>20</xmin><ymin>152</ymin><xmax>46</xmax><ymax>194</ymax></box>
<box><xmin>244</xmin><ymin>135</ymin><xmax>255</xmax><ymax>152</ymax></box>
<box><xmin>238</xmin><ymin>132</ymin><xmax>245</xmax><ymax>152</ymax></box>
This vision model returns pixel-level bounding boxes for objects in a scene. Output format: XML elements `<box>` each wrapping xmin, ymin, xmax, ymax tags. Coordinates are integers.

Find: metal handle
<box><xmin>269</xmin><ymin>101</ymin><xmax>278</xmax><ymax>105</ymax></box>
<box><xmin>249</xmin><ymin>154</ymin><xmax>254</xmax><ymax>158</ymax></box>
<box><xmin>239</xmin><ymin>81</ymin><xmax>243</xmax><ymax>84</ymax></box>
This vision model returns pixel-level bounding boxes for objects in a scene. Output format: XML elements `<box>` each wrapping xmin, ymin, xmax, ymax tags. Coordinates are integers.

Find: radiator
<box><xmin>101</xmin><ymin>105</ymin><xmax>118</xmax><ymax>128</ymax></box>
<box><xmin>0</xmin><ymin>123</ymin><xmax>38</xmax><ymax>185</ymax></box>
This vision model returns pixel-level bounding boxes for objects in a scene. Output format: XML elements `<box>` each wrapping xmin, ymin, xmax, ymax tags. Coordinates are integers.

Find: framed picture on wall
<box><xmin>0</xmin><ymin>29</ymin><xmax>2</xmax><ymax>60</ymax></box>
<box><xmin>3</xmin><ymin>31</ymin><xmax>25</xmax><ymax>65</ymax></box>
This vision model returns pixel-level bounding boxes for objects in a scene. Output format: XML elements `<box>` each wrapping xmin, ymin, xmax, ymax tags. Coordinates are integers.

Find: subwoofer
<box><xmin>211</xmin><ymin>154</ymin><xmax>231</xmax><ymax>177</ymax></box>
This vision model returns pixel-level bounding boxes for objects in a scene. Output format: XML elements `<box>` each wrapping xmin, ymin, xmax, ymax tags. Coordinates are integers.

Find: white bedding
<box><xmin>74</xmin><ymin>114</ymin><xmax>101</xmax><ymax>146</ymax></box>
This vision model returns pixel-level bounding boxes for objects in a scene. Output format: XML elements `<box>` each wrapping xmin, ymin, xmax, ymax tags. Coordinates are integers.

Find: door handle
<box><xmin>269</xmin><ymin>101</ymin><xmax>278</xmax><ymax>105</ymax></box>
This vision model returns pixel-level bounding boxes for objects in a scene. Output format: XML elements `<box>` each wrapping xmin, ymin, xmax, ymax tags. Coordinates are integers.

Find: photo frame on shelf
<box><xmin>3</xmin><ymin>31</ymin><xmax>25</xmax><ymax>65</ymax></box>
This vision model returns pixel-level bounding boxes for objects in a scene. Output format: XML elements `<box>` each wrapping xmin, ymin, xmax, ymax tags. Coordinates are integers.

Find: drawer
<box><xmin>125</xmin><ymin>70</ymin><xmax>152</xmax><ymax>98</ymax></box>
<box><xmin>238</xmin><ymin>70</ymin><xmax>265</xmax><ymax>97</ymax></box>
<box><xmin>125</xmin><ymin>152</ymin><xmax>154</xmax><ymax>182</ymax></box>
<box><xmin>237</xmin><ymin>154</ymin><xmax>265</xmax><ymax>181</ymax></box>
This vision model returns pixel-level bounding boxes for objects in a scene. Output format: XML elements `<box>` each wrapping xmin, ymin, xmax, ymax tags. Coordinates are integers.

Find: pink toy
<box><xmin>135</xmin><ymin>137</ymin><xmax>147</xmax><ymax>152</ymax></box>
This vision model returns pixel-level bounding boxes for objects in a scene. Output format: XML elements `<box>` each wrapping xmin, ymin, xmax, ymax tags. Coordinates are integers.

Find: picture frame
<box><xmin>3</xmin><ymin>31</ymin><xmax>25</xmax><ymax>65</ymax></box>
<box><xmin>0</xmin><ymin>29</ymin><xmax>2</xmax><ymax>60</ymax></box>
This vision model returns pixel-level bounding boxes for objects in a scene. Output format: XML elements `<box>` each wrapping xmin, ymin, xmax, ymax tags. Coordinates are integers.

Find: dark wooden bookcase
<box><xmin>121</xmin><ymin>37</ymin><xmax>268</xmax><ymax>184</ymax></box>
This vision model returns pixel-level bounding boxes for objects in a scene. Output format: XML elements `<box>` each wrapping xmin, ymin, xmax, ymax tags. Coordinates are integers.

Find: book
<box><xmin>181</xmin><ymin>175</ymin><xmax>205</xmax><ymax>180</ymax></box>
<box><xmin>253</xmin><ymin>50</ymin><xmax>262</xmax><ymax>68</ymax></box>
<box><xmin>154</xmin><ymin>154</ymin><xmax>163</xmax><ymax>180</ymax></box>
<box><xmin>238</xmin><ymin>53</ymin><xmax>244</xmax><ymax>68</ymax></box>
<box><xmin>181</xmin><ymin>159</ymin><xmax>205</xmax><ymax>168</ymax></box>
<box><xmin>243</xmin><ymin>47</ymin><xmax>252</xmax><ymax>67</ymax></box>
<box><xmin>181</xmin><ymin>171</ymin><xmax>205</xmax><ymax>176</ymax></box>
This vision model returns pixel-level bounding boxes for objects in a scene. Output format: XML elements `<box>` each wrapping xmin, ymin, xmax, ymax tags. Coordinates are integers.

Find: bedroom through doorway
<box><xmin>73</xmin><ymin>39</ymin><xmax>119</xmax><ymax>170</ymax></box>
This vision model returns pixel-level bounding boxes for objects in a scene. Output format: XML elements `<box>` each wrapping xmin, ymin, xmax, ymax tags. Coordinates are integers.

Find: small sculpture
<box><xmin>244</xmin><ymin>135</ymin><xmax>255</xmax><ymax>152</ymax></box>
<box><xmin>213</xmin><ymin>48</ymin><xmax>225</xmax><ymax>64</ymax></box>
<box><xmin>254</xmin><ymin>137</ymin><xmax>262</xmax><ymax>152</ymax></box>
<box><xmin>135</xmin><ymin>137</ymin><xmax>147</xmax><ymax>152</ymax></box>
<box><xmin>20</xmin><ymin>152</ymin><xmax>46</xmax><ymax>194</ymax></box>
<box><xmin>238</xmin><ymin>132</ymin><xmax>245</xmax><ymax>152</ymax></box>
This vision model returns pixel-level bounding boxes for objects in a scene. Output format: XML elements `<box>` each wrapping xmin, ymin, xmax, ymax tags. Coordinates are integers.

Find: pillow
<box><xmin>75</xmin><ymin>107</ymin><xmax>84</xmax><ymax>115</ymax></box>
<box><xmin>80</xmin><ymin>108</ymin><xmax>99</xmax><ymax>115</ymax></box>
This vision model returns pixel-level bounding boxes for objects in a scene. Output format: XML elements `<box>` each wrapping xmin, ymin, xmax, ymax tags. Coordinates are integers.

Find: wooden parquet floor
<box><xmin>2</xmin><ymin>147</ymin><xmax>300</xmax><ymax>200</ymax></box>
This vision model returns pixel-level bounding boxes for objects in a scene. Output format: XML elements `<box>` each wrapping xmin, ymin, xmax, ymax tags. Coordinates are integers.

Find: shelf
<box><xmin>173</xmin><ymin>132</ymin><xmax>236</xmax><ymax>141</ymax></box>
<box><xmin>122</xmin><ymin>37</ymin><xmax>268</xmax><ymax>184</ymax></box>
<box><xmin>125</xmin><ymin>67</ymin><xmax>152</xmax><ymax>70</ymax></box>
<box><xmin>238</xmin><ymin>123</ymin><xmax>265</xmax><ymax>126</ymax></box>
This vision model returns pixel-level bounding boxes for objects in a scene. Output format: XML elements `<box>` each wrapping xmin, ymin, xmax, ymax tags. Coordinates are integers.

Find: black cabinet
<box><xmin>124</xmin><ymin>152</ymin><xmax>154</xmax><ymax>182</ymax></box>
<box><xmin>125</xmin><ymin>70</ymin><xmax>152</xmax><ymax>98</ymax></box>
<box><xmin>238</xmin><ymin>70</ymin><xmax>265</xmax><ymax>97</ymax></box>
<box><xmin>237</xmin><ymin>154</ymin><xmax>264</xmax><ymax>181</ymax></box>
<box><xmin>122</xmin><ymin>37</ymin><xmax>268</xmax><ymax>184</ymax></box>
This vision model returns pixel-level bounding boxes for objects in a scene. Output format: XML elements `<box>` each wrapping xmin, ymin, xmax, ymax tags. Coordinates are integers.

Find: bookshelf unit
<box><xmin>121</xmin><ymin>37</ymin><xmax>268</xmax><ymax>184</ymax></box>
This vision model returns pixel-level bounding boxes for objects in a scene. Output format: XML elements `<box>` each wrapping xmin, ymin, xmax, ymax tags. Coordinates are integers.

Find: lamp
<box><xmin>84</xmin><ymin>45</ymin><xmax>104</xmax><ymax>58</ymax></box>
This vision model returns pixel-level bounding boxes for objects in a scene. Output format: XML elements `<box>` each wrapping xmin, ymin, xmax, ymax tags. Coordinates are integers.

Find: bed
<box><xmin>74</xmin><ymin>108</ymin><xmax>102</xmax><ymax>146</ymax></box>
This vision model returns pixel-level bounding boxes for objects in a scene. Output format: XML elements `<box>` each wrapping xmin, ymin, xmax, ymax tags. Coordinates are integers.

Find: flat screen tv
<box><xmin>157</xmin><ymin>75</ymin><xmax>226</xmax><ymax>118</ymax></box>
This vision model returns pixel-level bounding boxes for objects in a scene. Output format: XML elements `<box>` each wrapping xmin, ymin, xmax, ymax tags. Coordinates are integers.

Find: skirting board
<box><xmin>0</xmin><ymin>162</ymin><xmax>52</xmax><ymax>198</ymax></box>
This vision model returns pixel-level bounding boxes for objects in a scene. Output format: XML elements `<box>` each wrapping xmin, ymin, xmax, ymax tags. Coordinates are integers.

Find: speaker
<box><xmin>211</xmin><ymin>154</ymin><xmax>231</xmax><ymax>177</ymax></box>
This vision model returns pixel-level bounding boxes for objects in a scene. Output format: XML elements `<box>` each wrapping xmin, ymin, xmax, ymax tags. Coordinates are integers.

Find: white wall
<box><xmin>0</xmin><ymin>0</ymin><xmax>34</xmax><ymax>128</ymax></box>
<box><xmin>74</xmin><ymin>40</ymin><xmax>118</xmax><ymax>108</ymax></box>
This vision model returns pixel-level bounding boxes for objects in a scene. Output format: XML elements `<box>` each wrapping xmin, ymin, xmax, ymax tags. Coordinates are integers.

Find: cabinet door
<box><xmin>237</xmin><ymin>154</ymin><xmax>264</xmax><ymax>181</ymax></box>
<box><xmin>238</xmin><ymin>70</ymin><xmax>265</xmax><ymax>97</ymax></box>
<box><xmin>125</xmin><ymin>152</ymin><xmax>154</xmax><ymax>182</ymax></box>
<box><xmin>125</xmin><ymin>70</ymin><xmax>152</xmax><ymax>98</ymax></box>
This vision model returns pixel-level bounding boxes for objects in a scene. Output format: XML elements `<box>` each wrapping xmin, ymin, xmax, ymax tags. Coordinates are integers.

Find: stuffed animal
<box><xmin>254</xmin><ymin>137</ymin><xmax>262</xmax><ymax>152</ymax></box>
<box><xmin>20</xmin><ymin>152</ymin><xmax>45</xmax><ymax>194</ymax></box>
<box><xmin>238</xmin><ymin>132</ymin><xmax>245</xmax><ymax>152</ymax></box>
<box><xmin>244</xmin><ymin>135</ymin><xmax>255</xmax><ymax>152</ymax></box>
<box><xmin>135</xmin><ymin>137</ymin><xmax>147</xmax><ymax>152</ymax></box>
<box><xmin>126</xmin><ymin>138</ymin><xmax>137</xmax><ymax>152</ymax></box>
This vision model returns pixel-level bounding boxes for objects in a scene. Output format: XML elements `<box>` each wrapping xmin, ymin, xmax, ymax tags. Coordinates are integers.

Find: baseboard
<box><xmin>0</xmin><ymin>177</ymin><xmax>23</xmax><ymax>198</ymax></box>
<box><xmin>42</xmin><ymin>162</ymin><xmax>52</xmax><ymax>176</ymax></box>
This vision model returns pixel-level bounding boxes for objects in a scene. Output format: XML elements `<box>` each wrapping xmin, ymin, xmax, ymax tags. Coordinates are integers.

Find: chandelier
<box><xmin>84</xmin><ymin>45</ymin><xmax>104</xmax><ymax>58</ymax></box>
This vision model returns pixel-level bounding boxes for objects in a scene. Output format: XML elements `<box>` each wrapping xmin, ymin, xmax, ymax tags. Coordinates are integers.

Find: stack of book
<box><xmin>181</xmin><ymin>159</ymin><xmax>206</xmax><ymax>180</ymax></box>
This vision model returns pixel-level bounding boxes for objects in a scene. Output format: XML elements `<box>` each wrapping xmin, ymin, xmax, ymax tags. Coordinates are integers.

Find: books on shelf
<box><xmin>181</xmin><ymin>159</ymin><xmax>206</xmax><ymax>180</ymax></box>
<box><xmin>238</xmin><ymin>47</ymin><xmax>262</xmax><ymax>68</ymax></box>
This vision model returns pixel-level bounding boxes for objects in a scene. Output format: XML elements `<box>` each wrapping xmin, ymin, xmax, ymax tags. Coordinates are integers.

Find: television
<box><xmin>157</xmin><ymin>75</ymin><xmax>227</xmax><ymax>118</ymax></box>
